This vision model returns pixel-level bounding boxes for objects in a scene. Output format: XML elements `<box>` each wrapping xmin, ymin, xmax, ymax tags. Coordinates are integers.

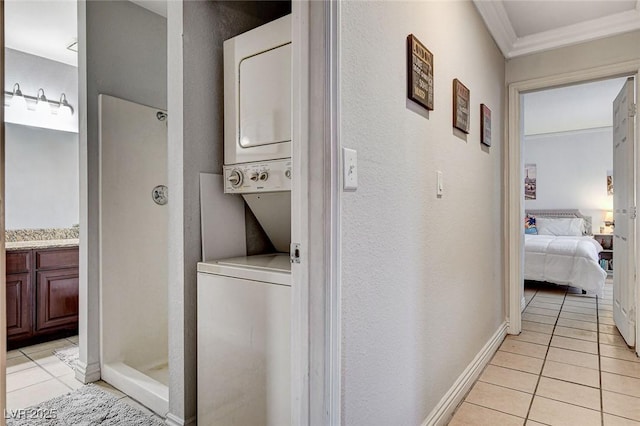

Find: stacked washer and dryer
<box><xmin>196</xmin><ymin>15</ymin><xmax>292</xmax><ymax>426</ymax></box>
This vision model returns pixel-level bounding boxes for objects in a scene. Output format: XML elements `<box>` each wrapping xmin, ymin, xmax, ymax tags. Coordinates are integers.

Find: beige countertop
<box><xmin>6</xmin><ymin>239</ymin><xmax>79</xmax><ymax>251</ymax></box>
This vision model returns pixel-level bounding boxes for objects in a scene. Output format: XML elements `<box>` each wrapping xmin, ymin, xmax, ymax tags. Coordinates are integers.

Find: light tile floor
<box><xmin>6</xmin><ymin>337</ymin><xmax>161</xmax><ymax>420</ymax></box>
<box><xmin>450</xmin><ymin>279</ymin><xmax>640</xmax><ymax>425</ymax></box>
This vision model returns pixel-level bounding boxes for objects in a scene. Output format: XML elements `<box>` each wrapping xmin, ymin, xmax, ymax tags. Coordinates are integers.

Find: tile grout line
<box><xmin>9</xmin><ymin>341</ymin><xmax>78</xmax><ymax>394</ymax></box>
<box><xmin>523</xmin><ymin>286</ymin><xmax>570</xmax><ymax>423</ymax></box>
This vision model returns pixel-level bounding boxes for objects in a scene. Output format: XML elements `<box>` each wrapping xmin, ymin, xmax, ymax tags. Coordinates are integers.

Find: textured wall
<box><xmin>339</xmin><ymin>2</ymin><xmax>505</xmax><ymax>424</ymax></box>
<box><xmin>524</xmin><ymin>127</ymin><xmax>613</xmax><ymax>232</ymax></box>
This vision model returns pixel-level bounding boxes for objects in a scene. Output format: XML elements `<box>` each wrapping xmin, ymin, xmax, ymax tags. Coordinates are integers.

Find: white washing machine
<box><xmin>197</xmin><ymin>254</ymin><xmax>291</xmax><ymax>426</ymax></box>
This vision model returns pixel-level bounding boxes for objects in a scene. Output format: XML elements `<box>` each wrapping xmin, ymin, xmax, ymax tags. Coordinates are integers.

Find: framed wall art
<box><xmin>480</xmin><ymin>104</ymin><xmax>491</xmax><ymax>146</ymax></box>
<box><xmin>452</xmin><ymin>79</ymin><xmax>470</xmax><ymax>133</ymax></box>
<box><xmin>525</xmin><ymin>163</ymin><xmax>537</xmax><ymax>200</ymax></box>
<box><xmin>407</xmin><ymin>34</ymin><xmax>434</xmax><ymax>110</ymax></box>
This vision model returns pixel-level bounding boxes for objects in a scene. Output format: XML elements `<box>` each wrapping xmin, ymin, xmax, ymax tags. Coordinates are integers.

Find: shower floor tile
<box><xmin>144</xmin><ymin>363</ymin><xmax>169</xmax><ymax>386</ymax></box>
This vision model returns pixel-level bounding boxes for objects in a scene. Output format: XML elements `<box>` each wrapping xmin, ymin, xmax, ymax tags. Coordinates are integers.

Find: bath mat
<box><xmin>53</xmin><ymin>346</ymin><xmax>79</xmax><ymax>369</ymax></box>
<box><xmin>6</xmin><ymin>384</ymin><xmax>164</xmax><ymax>425</ymax></box>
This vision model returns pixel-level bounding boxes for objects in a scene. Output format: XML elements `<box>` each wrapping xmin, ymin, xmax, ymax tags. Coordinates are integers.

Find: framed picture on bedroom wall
<box><xmin>525</xmin><ymin>163</ymin><xmax>537</xmax><ymax>200</ymax></box>
<box><xmin>607</xmin><ymin>170</ymin><xmax>614</xmax><ymax>195</ymax></box>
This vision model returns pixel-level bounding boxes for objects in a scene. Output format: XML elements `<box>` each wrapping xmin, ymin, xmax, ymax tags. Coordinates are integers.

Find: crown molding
<box><xmin>473</xmin><ymin>0</ymin><xmax>516</xmax><ymax>56</ymax></box>
<box><xmin>474</xmin><ymin>0</ymin><xmax>640</xmax><ymax>58</ymax></box>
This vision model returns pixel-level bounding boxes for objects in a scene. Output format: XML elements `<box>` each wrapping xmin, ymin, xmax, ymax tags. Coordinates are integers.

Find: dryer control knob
<box><xmin>249</xmin><ymin>172</ymin><xmax>259</xmax><ymax>182</ymax></box>
<box><xmin>228</xmin><ymin>170</ymin><xmax>243</xmax><ymax>188</ymax></box>
<box><xmin>285</xmin><ymin>169</ymin><xmax>292</xmax><ymax>179</ymax></box>
<box><xmin>259</xmin><ymin>171</ymin><xmax>269</xmax><ymax>181</ymax></box>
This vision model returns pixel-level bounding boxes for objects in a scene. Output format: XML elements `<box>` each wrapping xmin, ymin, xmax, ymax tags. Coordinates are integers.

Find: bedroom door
<box><xmin>612</xmin><ymin>77</ymin><xmax>636</xmax><ymax>347</ymax></box>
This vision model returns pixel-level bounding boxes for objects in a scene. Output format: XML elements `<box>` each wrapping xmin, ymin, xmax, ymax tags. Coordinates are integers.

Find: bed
<box><xmin>524</xmin><ymin>209</ymin><xmax>606</xmax><ymax>298</ymax></box>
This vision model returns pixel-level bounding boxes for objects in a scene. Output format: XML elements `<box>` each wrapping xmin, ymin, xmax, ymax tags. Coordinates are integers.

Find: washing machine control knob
<box><xmin>228</xmin><ymin>169</ymin><xmax>243</xmax><ymax>188</ymax></box>
<box><xmin>249</xmin><ymin>172</ymin><xmax>259</xmax><ymax>182</ymax></box>
<box><xmin>259</xmin><ymin>171</ymin><xmax>269</xmax><ymax>181</ymax></box>
<box><xmin>285</xmin><ymin>169</ymin><xmax>291</xmax><ymax>179</ymax></box>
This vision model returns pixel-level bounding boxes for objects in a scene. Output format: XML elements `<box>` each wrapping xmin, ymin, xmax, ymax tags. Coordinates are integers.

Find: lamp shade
<box><xmin>605</xmin><ymin>211</ymin><xmax>614</xmax><ymax>223</ymax></box>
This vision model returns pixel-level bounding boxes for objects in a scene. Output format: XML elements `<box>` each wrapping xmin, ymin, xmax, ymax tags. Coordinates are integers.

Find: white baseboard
<box><xmin>75</xmin><ymin>360</ymin><xmax>101</xmax><ymax>384</ymax></box>
<box><xmin>521</xmin><ymin>296</ymin><xmax>526</xmax><ymax>312</ymax></box>
<box><xmin>421</xmin><ymin>321</ymin><xmax>508</xmax><ymax>426</ymax></box>
<box><xmin>165</xmin><ymin>413</ymin><xmax>196</xmax><ymax>426</ymax></box>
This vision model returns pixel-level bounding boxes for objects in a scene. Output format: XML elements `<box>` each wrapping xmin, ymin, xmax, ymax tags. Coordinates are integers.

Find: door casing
<box><xmin>506</xmin><ymin>61</ymin><xmax>640</xmax><ymax>356</ymax></box>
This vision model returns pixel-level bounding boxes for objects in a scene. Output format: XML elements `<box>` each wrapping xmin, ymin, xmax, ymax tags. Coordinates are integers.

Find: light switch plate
<box><xmin>343</xmin><ymin>147</ymin><xmax>358</xmax><ymax>190</ymax></box>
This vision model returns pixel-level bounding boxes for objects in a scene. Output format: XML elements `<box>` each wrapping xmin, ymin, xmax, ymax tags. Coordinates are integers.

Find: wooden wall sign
<box><xmin>407</xmin><ymin>34</ymin><xmax>434</xmax><ymax>110</ymax></box>
<box><xmin>452</xmin><ymin>79</ymin><xmax>470</xmax><ymax>133</ymax></box>
<box><xmin>480</xmin><ymin>104</ymin><xmax>491</xmax><ymax>146</ymax></box>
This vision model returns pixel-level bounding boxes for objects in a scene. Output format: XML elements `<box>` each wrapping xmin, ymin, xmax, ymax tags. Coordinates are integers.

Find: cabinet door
<box><xmin>6</xmin><ymin>273</ymin><xmax>32</xmax><ymax>339</ymax></box>
<box><xmin>36</xmin><ymin>267</ymin><xmax>79</xmax><ymax>332</ymax></box>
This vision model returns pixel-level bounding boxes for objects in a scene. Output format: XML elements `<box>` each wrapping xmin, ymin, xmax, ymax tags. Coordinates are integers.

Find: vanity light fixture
<box><xmin>3</xmin><ymin>83</ymin><xmax>74</xmax><ymax>116</ymax></box>
<box><xmin>5</xmin><ymin>83</ymin><xmax>27</xmax><ymax>110</ymax></box>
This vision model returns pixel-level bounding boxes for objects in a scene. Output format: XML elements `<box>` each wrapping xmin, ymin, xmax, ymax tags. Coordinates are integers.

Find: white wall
<box><xmin>5</xmin><ymin>124</ymin><xmax>78</xmax><ymax>229</ymax></box>
<box><xmin>4</xmin><ymin>48</ymin><xmax>78</xmax><ymax>133</ymax></box>
<box><xmin>339</xmin><ymin>2</ymin><xmax>504</xmax><ymax>424</ymax></box>
<box><xmin>4</xmin><ymin>48</ymin><xmax>79</xmax><ymax>230</ymax></box>
<box><xmin>524</xmin><ymin>127</ymin><xmax>613</xmax><ymax>231</ymax></box>
<box><xmin>100</xmin><ymin>95</ymin><xmax>167</xmax><ymax>402</ymax></box>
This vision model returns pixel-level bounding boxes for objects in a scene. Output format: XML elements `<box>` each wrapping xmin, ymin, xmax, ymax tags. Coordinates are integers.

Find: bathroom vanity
<box><xmin>6</xmin><ymin>243</ymin><xmax>79</xmax><ymax>349</ymax></box>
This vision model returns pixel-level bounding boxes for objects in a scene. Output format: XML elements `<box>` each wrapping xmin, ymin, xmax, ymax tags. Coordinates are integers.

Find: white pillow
<box><xmin>536</xmin><ymin>217</ymin><xmax>584</xmax><ymax>236</ymax></box>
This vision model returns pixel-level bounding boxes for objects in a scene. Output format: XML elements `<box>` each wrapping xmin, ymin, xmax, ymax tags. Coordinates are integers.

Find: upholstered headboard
<box><xmin>525</xmin><ymin>209</ymin><xmax>592</xmax><ymax>236</ymax></box>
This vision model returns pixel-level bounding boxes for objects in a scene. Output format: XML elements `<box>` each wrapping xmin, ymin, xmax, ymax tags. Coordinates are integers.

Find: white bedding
<box><xmin>524</xmin><ymin>234</ymin><xmax>606</xmax><ymax>297</ymax></box>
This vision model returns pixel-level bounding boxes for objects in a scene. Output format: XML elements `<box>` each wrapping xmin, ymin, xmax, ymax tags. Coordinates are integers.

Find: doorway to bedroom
<box><xmin>521</xmin><ymin>77</ymin><xmax>627</xmax><ymax>301</ymax></box>
<box><xmin>507</xmin><ymin>67</ymin><xmax>637</xmax><ymax>352</ymax></box>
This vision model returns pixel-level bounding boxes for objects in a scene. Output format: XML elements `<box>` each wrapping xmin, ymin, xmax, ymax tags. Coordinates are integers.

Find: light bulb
<box><xmin>35</xmin><ymin>88</ymin><xmax>51</xmax><ymax>116</ymax></box>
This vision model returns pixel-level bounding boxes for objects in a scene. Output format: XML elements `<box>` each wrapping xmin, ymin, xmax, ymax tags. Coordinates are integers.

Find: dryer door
<box><xmin>239</xmin><ymin>43</ymin><xmax>291</xmax><ymax>150</ymax></box>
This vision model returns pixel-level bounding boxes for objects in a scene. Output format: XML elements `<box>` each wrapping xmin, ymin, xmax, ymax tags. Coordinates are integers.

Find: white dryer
<box><xmin>222</xmin><ymin>14</ymin><xmax>292</xmax><ymax>254</ymax></box>
<box><xmin>197</xmin><ymin>254</ymin><xmax>291</xmax><ymax>426</ymax></box>
<box><xmin>224</xmin><ymin>14</ymin><xmax>291</xmax><ymax>165</ymax></box>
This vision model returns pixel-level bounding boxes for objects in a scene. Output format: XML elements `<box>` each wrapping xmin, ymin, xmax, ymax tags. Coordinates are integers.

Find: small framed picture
<box><xmin>452</xmin><ymin>79</ymin><xmax>470</xmax><ymax>133</ymax></box>
<box><xmin>407</xmin><ymin>34</ymin><xmax>434</xmax><ymax>111</ymax></box>
<box><xmin>480</xmin><ymin>104</ymin><xmax>491</xmax><ymax>146</ymax></box>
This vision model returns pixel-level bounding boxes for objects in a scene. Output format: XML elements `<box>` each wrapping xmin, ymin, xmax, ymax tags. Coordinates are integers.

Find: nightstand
<box><xmin>594</xmin><ymin>233</ymin><xmax>613</xmax><ymax>276</ymax></box>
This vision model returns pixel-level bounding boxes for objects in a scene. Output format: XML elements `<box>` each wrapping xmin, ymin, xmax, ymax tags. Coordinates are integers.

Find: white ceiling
<box><xmin>523</xmin><ymin>77</ymin><xmax>629</xmax><ymax>136</ymax></box>
<box><xmin>474</xmin><ymin>0</ymin><xmax>640</xmax><ymax>58</ymax></box>
<box><xmin>5</xmin><ymin>0</ymin><xmax>78</xmax><ymax>67</ymax></box>
<box><xmin>4</xmin><ymin>1</ymin><xmax>167</xmax><ymax>68</ymax></box>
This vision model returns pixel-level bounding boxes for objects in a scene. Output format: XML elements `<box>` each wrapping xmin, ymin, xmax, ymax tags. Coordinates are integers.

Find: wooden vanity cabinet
<box><xmin>6</xmin><ymin>246</ymin><xmax>79</xmax><ymax>348</ymax></box>
<box><xmin>6</xmin><ymin>251</ymin><xmax>33</xmax><ymax>340</ymax></box>
<box><xmin>35</xmin><ymin>248</ymin><xmax>79</xmax><ymax>333</ymax></box>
